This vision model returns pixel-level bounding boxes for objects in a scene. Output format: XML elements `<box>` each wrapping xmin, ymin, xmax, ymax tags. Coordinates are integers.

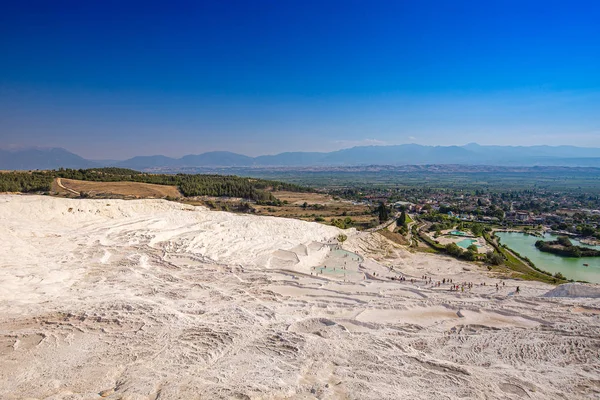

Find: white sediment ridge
<box><xmin>1</xmin><ymin>195</ymin><xmax>599</xmax><ymax>399</ymax></box>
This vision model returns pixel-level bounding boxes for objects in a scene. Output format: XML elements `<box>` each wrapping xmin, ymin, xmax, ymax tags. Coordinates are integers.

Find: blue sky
<box><xmin>1</xmin><ymin>0</ymin><xmax>599</xmax><ymax>159</ymax></box>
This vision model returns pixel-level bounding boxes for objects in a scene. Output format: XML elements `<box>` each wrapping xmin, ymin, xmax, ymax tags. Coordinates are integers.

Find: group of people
<box><xmin>311</xmin><ymin>248</ymin><xmax>524</xmax><ymax>295</ymax></box>
<box><xmin>447</xmin><ymin>280</ymin><xmax>513</xmax><ymax>293</ymax></box>
<box><xmin>449</xmin><ymin>282</ymin><xmax>473</xmax><ymax>292</ymax></box>
<box><xmin>390</xmin><ymin>275</ymin><xmax>407</xmax><ymax>282</ymax></box>
<box><xmin>388</xmin><ymin>274</ymin><xmax>519</xmax><ymax>295</ymax></box>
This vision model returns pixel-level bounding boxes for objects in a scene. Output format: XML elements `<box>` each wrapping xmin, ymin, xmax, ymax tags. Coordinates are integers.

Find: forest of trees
<box><xmin>0</xmin><ymin>168</ymin><xmax>311</xmax><ymax>201</ymax></box>
<box><xmin>0</xmin><ymin>171</ymin><xmax>54</xmax><ymax>192</ymax></box>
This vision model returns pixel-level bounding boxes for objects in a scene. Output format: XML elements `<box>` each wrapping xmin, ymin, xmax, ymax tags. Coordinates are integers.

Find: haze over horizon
<box><xmin>6</xmin><ymin>142</ymin><xmax>600</xmax><ymax>163</ymax></box>
<box><xmin>1</xmin><ymin>1</ymin><xmax>599</xmax><ymax>159</ymax></box>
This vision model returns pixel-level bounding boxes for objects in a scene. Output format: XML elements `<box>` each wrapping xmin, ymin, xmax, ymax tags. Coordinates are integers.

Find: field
<box><xmin>183</xmin><ymin>190</ymin><xmax>378</xmax><ymax>229</ymax></box>
<box><xmin>268</xmin><ymin>191</ymin><xmax>337</xmax><ymax>205</ymax></box>
<box><xmin>52</xmin><ymin>178</ymin><xmax>182</xmax><ymax>199</ymax></box>
<box><xmin>252</xmin><ymin>191</ymin><xmax>376</xmax><ymax>228</ymax></box>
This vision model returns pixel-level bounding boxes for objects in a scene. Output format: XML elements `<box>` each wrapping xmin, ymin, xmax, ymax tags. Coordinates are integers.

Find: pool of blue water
<box><xmin>315</xmin><ymin>247</ymin><xmax>363</xmax><ymax>276</ymax></box>
<box><xmin>456</xmin><ymin>239</ymin><xmax>478</xmax><ymax>249</ymax></box>
<box><xmin>330</xmin><ymin>248</ymin><xmax>363</xmax><ymax>262</ymax></box>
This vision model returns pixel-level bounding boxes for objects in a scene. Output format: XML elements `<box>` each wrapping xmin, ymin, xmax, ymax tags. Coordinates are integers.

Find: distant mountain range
<box><xmin>0</xmin><ymin>147</ymin><xmax>97</xmax><ymax>170</ymax></box>
<box><xmin>3</xmin><ymin>144</ymin><xmax>600</xmax><ymax>170</ymax></box>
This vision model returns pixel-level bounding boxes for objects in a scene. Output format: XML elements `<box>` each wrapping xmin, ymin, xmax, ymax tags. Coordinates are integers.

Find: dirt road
<box><xmin>55</xmin><ymin>178</ymin><xmax>80</xmax><ymax>196</ymax></box>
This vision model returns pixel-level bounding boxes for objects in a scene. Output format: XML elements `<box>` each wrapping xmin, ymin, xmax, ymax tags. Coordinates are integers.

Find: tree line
<box><xmin>0</xmin><ymin>171</ymin><xmax>54</xmax><ymax>192</ymax></box>
<box><xmin>0</xmin><ymin>168</ymin><xmax>311</xmax><ymax>201</ymax></box>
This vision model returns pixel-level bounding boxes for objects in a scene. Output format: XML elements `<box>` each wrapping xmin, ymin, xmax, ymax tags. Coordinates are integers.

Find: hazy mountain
<box><xmin>116</xmin><ymin>155</ymin><xmax>178</xmax><ymax>169</ymax></box>
<box><xmin>461</xmin><ymin>143</ymin><xmax>600</xmax><ymax>164</ymax></box>
<box><xmin>179</xmin><ymin>151</ymin><xmax>254</xmax><ymax>166</ymax></box>
<box><xmin>323</xmin><ymin>144</ymin><xmax>474</xmax><ymax>165</ymax></box>
<box><xmin>4</xmin><ymin>144</ymin><xmax>600</xmax><ymax>170</ymax></box>
<box><xmin>254</xmin><ymin>152</ymin><xmax>327</xmax><ymax>166</ymax></box>
<box><xmin>0</xmin><ymin>147</ymin><xmax>97</xmax><ymax>170</ymax></box>
<box><xmin>89</xmin><ymin>159</ymin><xmax>121</xmax><ymax>166</ymax></box>
<box><xmin>116</xmin><ymin>144</ymin><xmax>600</xmax><ymax>168</ymax></box>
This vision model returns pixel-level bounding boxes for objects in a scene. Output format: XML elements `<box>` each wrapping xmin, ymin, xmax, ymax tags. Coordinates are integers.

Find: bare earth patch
<box><xmin>54</xmin><ymin>178</ymin><xmax>182</xmax><ymax>198</ymax></box>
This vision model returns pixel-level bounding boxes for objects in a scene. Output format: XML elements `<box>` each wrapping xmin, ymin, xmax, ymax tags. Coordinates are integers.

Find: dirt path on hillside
<box><xmin>55</xmin><ymin>178</ymin><xmax>80</xmax><ymax>196</ymax></box>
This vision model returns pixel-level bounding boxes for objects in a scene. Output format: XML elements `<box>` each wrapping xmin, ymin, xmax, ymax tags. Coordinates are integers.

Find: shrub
<box><xmin>486</xmin><ymin>251</ymin><xmax>504</xmax><ymax>266</ymax></box>
<box><xmin>445</xmin><ymin>243</ymin><xmax>462</xmax><ymax>257</ymax></box>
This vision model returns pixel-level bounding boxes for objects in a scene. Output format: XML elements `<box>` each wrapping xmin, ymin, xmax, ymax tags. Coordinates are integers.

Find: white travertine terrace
<box><xmin>1</xmin><ymin>195</ymin><xmax>599</xmax><ymax>399</ymax></box>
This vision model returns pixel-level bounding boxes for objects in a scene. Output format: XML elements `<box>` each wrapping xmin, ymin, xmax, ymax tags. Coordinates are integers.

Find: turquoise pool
<box><xmin>456</xmin><ymin>239</ymin><xmax>478</xmax><ymax>249</ymax></box>
<box><xmin>331</xmin><ymin>248</ymin><xmax>363</xmax><ymax>262</ymax></box>
<box><xmin>450</xmin><ymin>230</ymin><xmax>468</xmax><ymax>236</ymax></box>
<box><xmin>314</xmin><ymin>246</ymin><xmax>364</xmax><ymax>277</ymax></box>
